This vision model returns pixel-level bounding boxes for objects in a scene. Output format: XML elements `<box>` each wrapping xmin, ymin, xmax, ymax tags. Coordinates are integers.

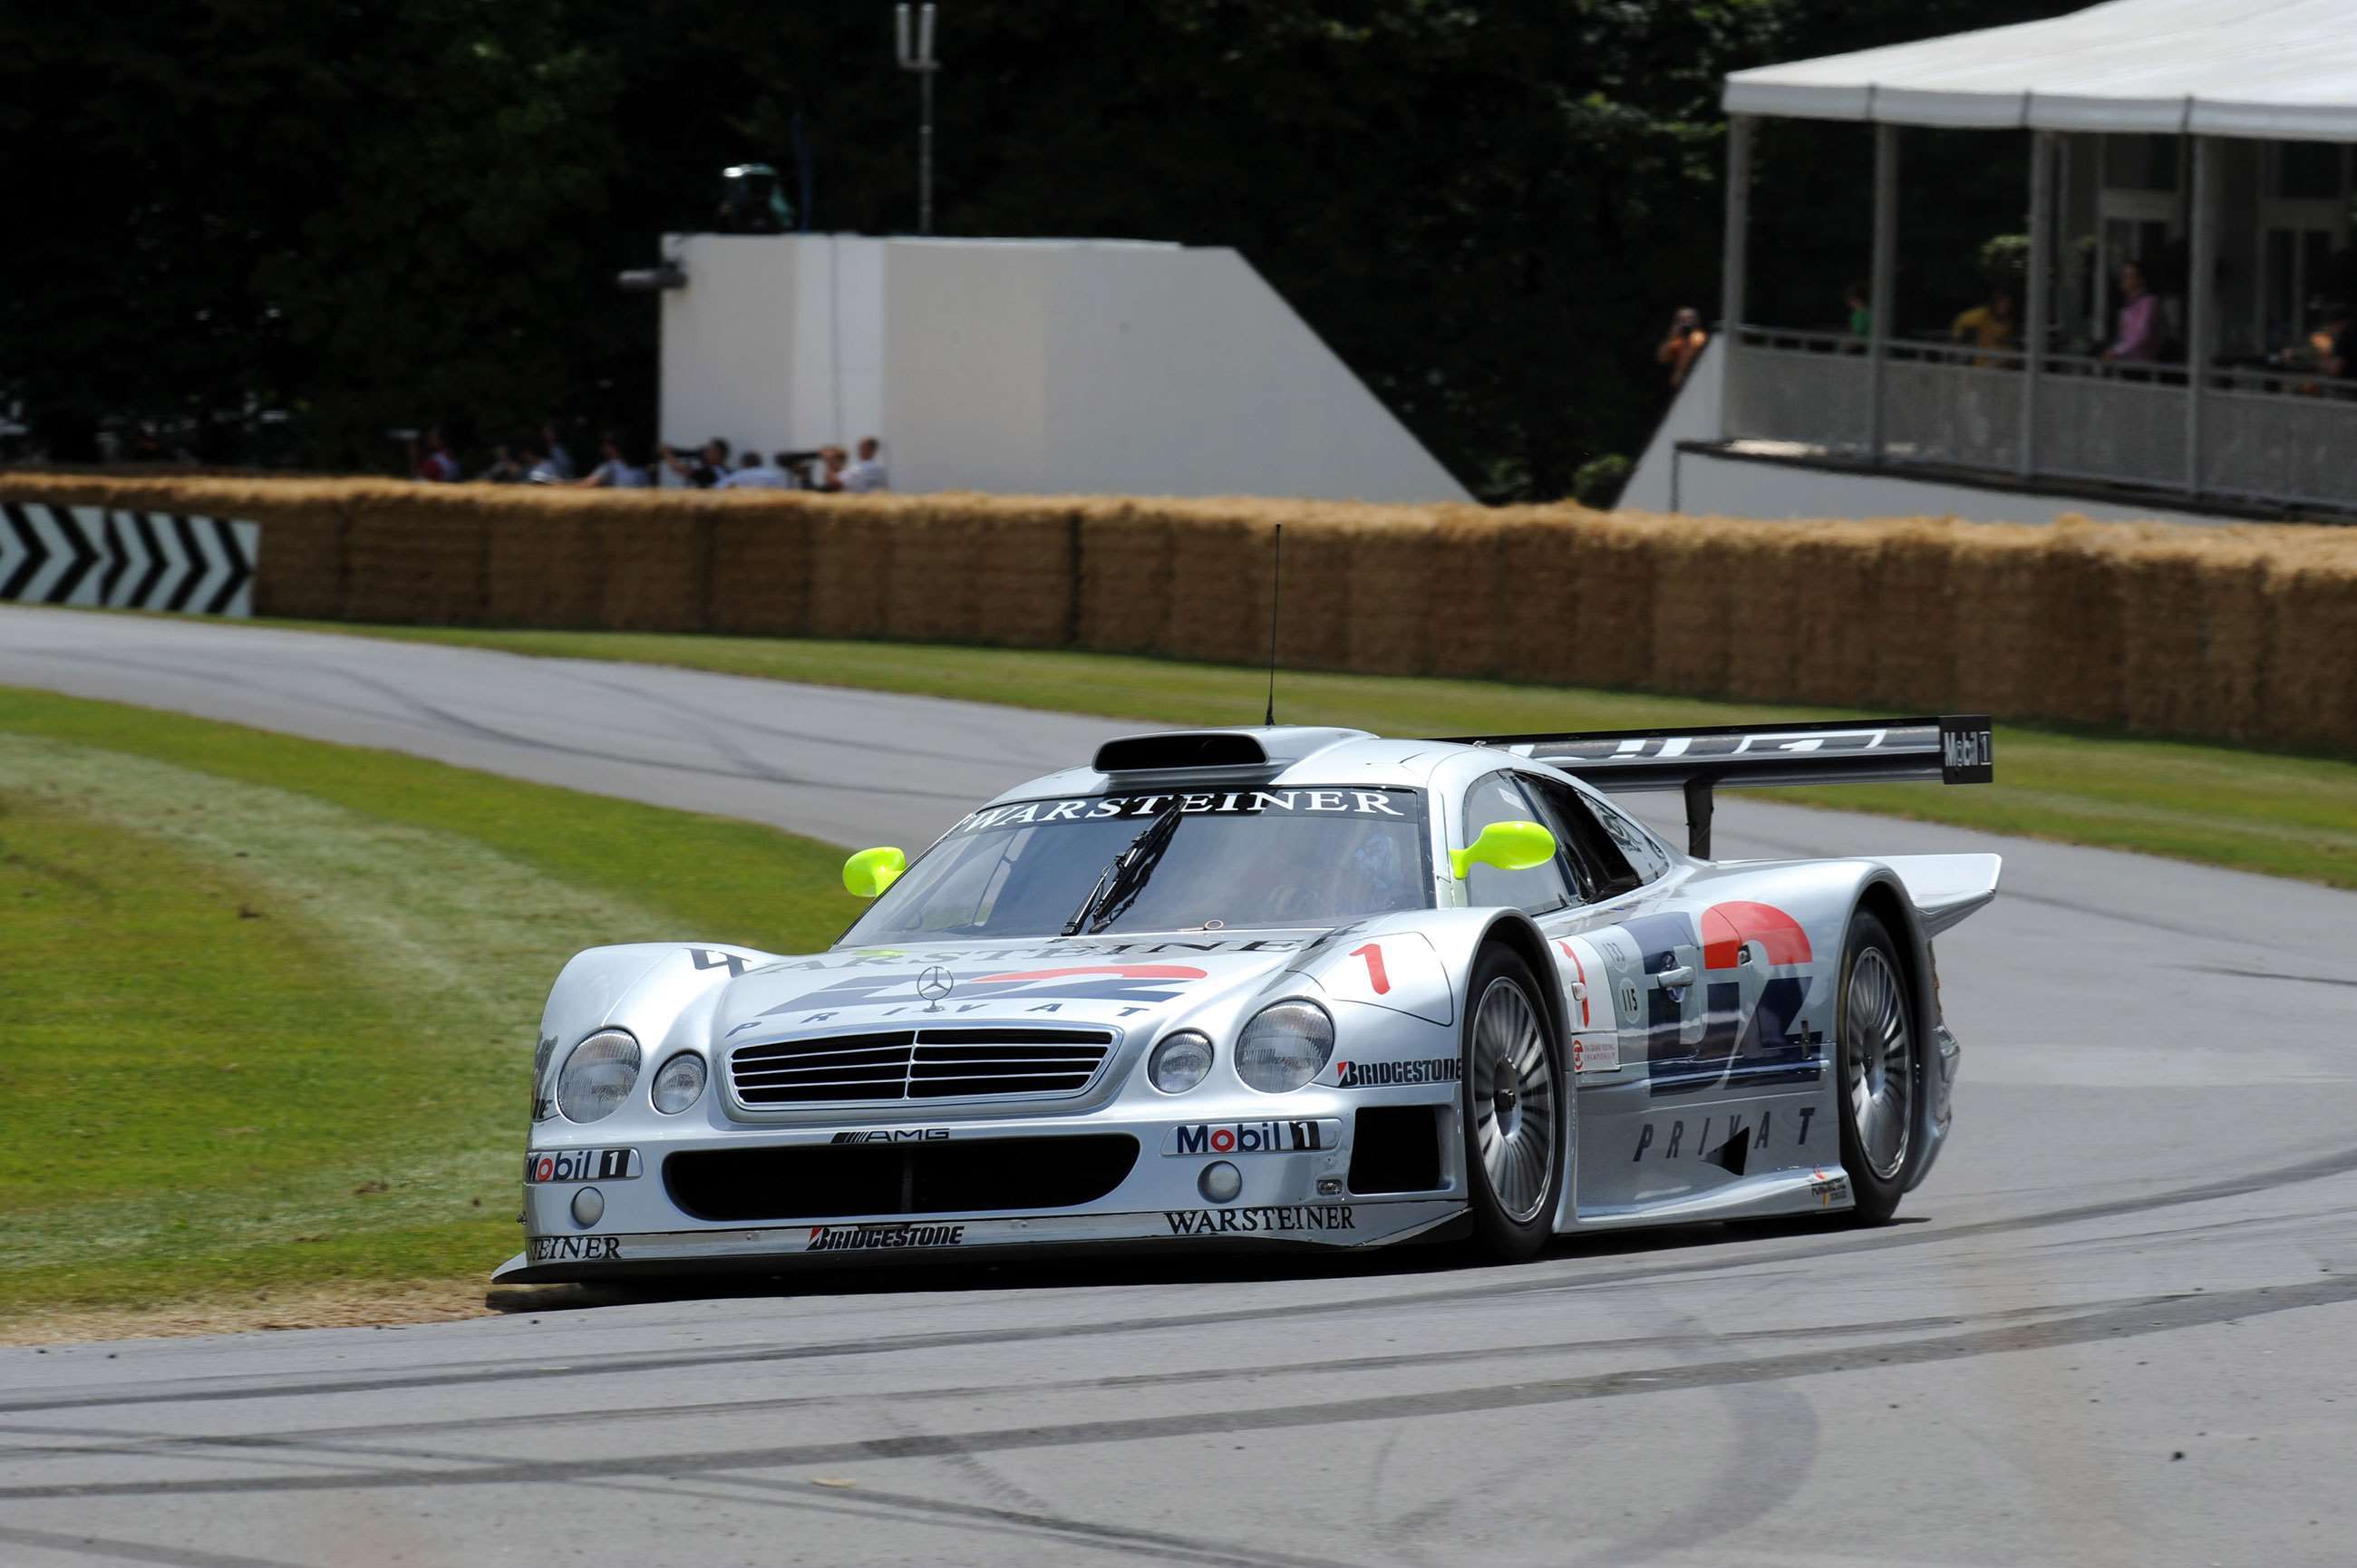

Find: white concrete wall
<box><xmin>1662</xmin><ymin>448</ymin><xmax>2239</xmax><ymax>527</ymax></box>
<box><xmin>659</xmin><ymin>234</ymin><xmax>1468</xmax><ymax>501</ymax></box>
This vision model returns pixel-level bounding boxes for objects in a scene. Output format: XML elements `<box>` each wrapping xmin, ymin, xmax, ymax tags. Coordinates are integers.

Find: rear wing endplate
<box><xmin>1436</xmin><ymin>714</ymin><xmax>1993</xmax><ymax>859</ymax></box>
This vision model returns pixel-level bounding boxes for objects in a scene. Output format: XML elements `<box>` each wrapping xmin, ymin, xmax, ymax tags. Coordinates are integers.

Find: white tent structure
<box><xmin>1624</xmin><ymin>0</ymin><xmax>2357</xmax><ymax>521</ymax></box>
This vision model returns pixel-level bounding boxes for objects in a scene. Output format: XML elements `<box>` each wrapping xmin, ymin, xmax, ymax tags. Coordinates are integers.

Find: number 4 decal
<box><xmin>1349</xmin><ymin>943</ymin><xmax>1392</xmax><ymax>995</ymax></box>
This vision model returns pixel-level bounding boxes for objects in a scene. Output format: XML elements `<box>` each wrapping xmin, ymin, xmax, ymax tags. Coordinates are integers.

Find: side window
<box><xmin>1460</xmin><ymin>771</ymin><xmax>1575</xmax><ymax>915</ymax></box>
<box><xmin>1524</xmin><ymin>774</ymin><xmax>1643</xmax><ymax>899</ymax></box>
<box><xmin>1586</xmin><ymin>795</ymin><xmax>1674</xmax><ymax>885</ymax></box>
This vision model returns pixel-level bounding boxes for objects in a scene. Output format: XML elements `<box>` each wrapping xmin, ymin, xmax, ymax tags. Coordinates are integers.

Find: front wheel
<box><xmin>1835</xmin><ymin>908</ymin><xmax>1918</xmax><ymax>1224</ymax></box>
<box><xmin>1460</xmin><ymin>947</ymin><xmax>1565</xmax><ymax>1262</ymax></box>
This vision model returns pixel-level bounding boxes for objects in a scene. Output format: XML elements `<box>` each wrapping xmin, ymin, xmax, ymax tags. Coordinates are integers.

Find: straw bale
<box><xmin>1862</xmin><ymin>520</ymin><xmax>1966</xmax><ymax>711</ymax></box>
<box><xmin>1942</xmin><ymin>521</ymin><xmax>2068</xmax><ymax>722</ymax></box>
<box><xmin>1343</xmin><ymin>514</ymin><xmax>1444</xmax><ymax>676</ymax></box>
<box><xmin>959</xmin><ymin>504</ymin><xmax>1082</xmax><ymax>648</ymax></box>
<box><xmin>2110</xmin><ymin>532</ymin><xmax>2265</xmax><ymax>740</ymax></box>
<box><xmin>2258</xmin><ymin>554</ymin><xmax>2357</xmax><ymax>753</ymax></box>
<box><xmin>708</xmin><ymin>500</ymin><xmax>815</xmax><ymax>636</ymax></box>
<box><xmin>807</xmin><ymin>500</ymin><xmax>893</xmax><ymax>640</ymax></box>
<box><xmin>1642</xmin><ymin>518</ymin><xmax>1743</xmax><ymax>698</ymax></box>
<box><xmin>1421</xmin><ymin>508</ymin><xmax>1513</xmax><ymax>678</ymax></box>
<box><xmin>1165</xmin><ymin>512</ymin><xmax>1279</xmax><ymax>665</ymax></box>
<box><xmin>487</xmin><ymin>502</ymin><xmax>604</xmax><ymax>628</ymax></box>
<box><xmin>1077</xmin><ymin>506</ymin><xmax>1174</xmax><ymax>653</ymax></box>
<box><xmin>599</xmin><ymin>498</ymin><xmax>715</xmax><ymax>633</ymax></box>
<box><xmin>340</xmin><ymin>489</ymin><xmax>490</xmax><ymax>624</ymax></box>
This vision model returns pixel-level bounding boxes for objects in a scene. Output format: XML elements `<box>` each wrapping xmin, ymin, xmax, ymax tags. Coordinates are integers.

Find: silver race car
<box><xmin>498</xmin><ymin>716</ymin><xmax>1998</xmax><ymax>1282</ymax></box>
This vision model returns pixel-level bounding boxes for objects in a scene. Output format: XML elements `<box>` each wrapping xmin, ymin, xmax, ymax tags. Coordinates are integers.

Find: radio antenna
<box><xmin>1263</xmin><ymin>524</ymin><xmax>1284</xmax><ymax>728</ymax></box>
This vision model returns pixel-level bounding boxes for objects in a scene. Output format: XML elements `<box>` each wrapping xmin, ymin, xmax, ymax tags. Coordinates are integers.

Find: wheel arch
<box><xmin>1473</xmin><ymin>911</ymin><xmax>1571</xmax><ymax>1052</ymax></box>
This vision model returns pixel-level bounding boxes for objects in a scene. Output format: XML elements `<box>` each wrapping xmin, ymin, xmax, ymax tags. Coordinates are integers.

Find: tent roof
<box><xmin>1723</xmin><ymin>0</ymin><xmax>2357</xmax><ymax>141</ymax></box>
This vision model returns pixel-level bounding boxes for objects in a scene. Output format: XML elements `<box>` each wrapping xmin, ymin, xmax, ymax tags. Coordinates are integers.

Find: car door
<box><xmin>1518</xmin><ymin>772</ymin><xmax>1715</xmax><ymax>1214</ymax></box>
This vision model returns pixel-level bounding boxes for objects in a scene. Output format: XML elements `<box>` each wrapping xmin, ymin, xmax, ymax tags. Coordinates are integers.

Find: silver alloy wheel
<box><xmin>1469</xmin><ymin>976</ymin><xmax>1557</xmax><ymax>1224</ymax></box>
<box><xmin>1843</xmin><ymin>946</ymin><xmax>1914</xmax><ymax>1181</ymax></box>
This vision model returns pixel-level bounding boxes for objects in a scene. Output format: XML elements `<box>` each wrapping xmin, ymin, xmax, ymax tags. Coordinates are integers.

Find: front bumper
<box><xmin>496</xmin><ymin>1100</ymin><xmax>1466</xmax><ymax>1284</ymax></box>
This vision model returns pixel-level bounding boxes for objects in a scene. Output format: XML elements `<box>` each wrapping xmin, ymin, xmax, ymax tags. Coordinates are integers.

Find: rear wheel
<box><xmin>1460</xmin><ymin>947</ymin><xmax>1564</xmax><ymax>1262</ymax></box>
<box><xmin>1835</xmin><ymin>908</ymin><xmax>1917</xmax><ymax>1224</ymax></box>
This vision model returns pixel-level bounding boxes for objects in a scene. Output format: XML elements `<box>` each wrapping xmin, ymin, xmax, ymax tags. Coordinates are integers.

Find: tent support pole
<box><xmin>2022</xmin><ymin>130</ymin><xmax>2053</xmax><ymax>480</ymax></box>
<box><xmin>1868</xmin><ymin>124</ymin><xmax>1899</xmax><ymax>462</ymax></box>
<box><xmin>1720</xmin><ymin>114</ymin><xmax>1752</xmax><ymax>441</ymax></box>
<box><xmin>2187</xmin><ymin>134</ymin><xmax>2214</xmax><ymax>496</ymax></box>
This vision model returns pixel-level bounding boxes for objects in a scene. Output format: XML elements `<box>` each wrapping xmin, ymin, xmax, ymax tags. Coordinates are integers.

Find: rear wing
<box><xmin>1436</xmin><ymin>715</ymin><xmax>1993</xmax><ymax>859</ymax></box>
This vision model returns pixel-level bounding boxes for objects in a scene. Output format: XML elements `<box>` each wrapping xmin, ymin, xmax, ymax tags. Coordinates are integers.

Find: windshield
<box><xmin>839</xmin><ymin>788</ymin><xmax>1431</xmax><ymax>944</ymax></box>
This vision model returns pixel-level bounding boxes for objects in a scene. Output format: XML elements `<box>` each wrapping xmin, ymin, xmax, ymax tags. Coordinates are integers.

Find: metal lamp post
<box><xmin>894</xmin><ymin>4</ymin><xmax>939</xmax><ymax>236</ymax></box>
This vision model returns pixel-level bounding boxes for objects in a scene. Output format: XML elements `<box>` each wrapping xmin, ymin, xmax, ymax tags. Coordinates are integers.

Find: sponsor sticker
<box><xmin>1163</xmin><ymin>1119</ymin><xmax>1342</xmax><ymax>1157</ymax></box>
<box><xmin>1164</xmin><ymin>1204</ymin><xmax>1356</xmax><ymax>1236</ymax></box>
<box><xmin>949</xmin><ymin>789</ymin><xmax>1416</xmax><ymax>836</ymax></box>
<box><xmin>1328</xmin><ymin>1057</ymin><xmax>1460</xmax><ymax>1089</ymax></box>
<box><xmin>804</xmin><ymin>1221</ymin><xmax>967</xmax><ymax>1253</ymax></box>
<box><xmin>525</xmin><ymin>1147</ymin><xmax>640</xmax><ymax>1183</ymax></box>
<box><xmin>1809</xmin><ymin>1170</ymin><xmax>1850</xmax><ymax>1206</ymax></box>
<box><xmin>830</xmin><ymin>1128</ymin><xmax>949</xmax><ymax>1144</ymax></box>
<box><xmin>529</xmin><ymin>1235</ymin><xmax>621</xmax><ymax>1263</ymax></box>
<box><xmin>1571</xmin><ymin>1036</ymin><xmax>1620</xmax><ymax>1074</ymax></box>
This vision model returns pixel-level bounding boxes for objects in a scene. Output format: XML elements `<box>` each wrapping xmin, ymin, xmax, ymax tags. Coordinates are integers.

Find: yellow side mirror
<box><xmin>1449</xmin><ymin>819</ymin><xmax>1557</xmax><ymax>880</ymax></box>
<box><xmin>842</xmin><ymin>846</ymin><xmax>907</xmax><ymax>898</ymax></box>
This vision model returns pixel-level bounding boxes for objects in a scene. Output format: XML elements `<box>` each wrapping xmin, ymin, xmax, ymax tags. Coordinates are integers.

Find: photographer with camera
<box><xmin>660</xmin><ymin>437</ymin><xmax>732</xmax><ymax>488</ymax></box>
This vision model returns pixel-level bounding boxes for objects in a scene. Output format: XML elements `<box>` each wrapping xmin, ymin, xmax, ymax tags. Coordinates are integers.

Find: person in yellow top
<box><xmin>1950</xmin><ymin>286</ymin><xmax>2018</xmax><ymax>366</ymax></box>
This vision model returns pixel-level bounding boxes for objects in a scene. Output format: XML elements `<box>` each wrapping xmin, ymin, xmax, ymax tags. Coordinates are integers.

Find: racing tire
<box><xmin>1834</xmin><ymin>907</ymin><xmax>1918</xmax><ymax>1225</ymax></box>
<box><xmin>1459</xmin><ymin>946</ymin><xmax>1566</xmax><ymax>1263</ymax></box>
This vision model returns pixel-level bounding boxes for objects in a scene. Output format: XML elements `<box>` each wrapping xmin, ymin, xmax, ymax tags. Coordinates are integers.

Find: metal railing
<box><xmin>1724</xmin><ymin>326</ymin><xmax>2357</xmax><ymax>514</ymax></box>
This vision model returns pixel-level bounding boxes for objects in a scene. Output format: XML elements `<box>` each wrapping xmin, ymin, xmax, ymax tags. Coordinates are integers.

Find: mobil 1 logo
<box><xmin>1163</xmin><ymin>1119</ymin><xmax>1343</xmax><ymax>1157</ymax></box>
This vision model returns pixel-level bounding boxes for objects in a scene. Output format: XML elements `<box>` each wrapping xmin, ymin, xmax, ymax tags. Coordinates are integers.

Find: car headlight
<box><xmin>1148</xmin><ymin>1031</ymin><xmax>1215</xmax><ymax>1094</ymax></box>
<box><xmin>1234</xmin><ymin>1002</ymin><xmax>1334</xmax><ymax>1093</ymax></box>
<box><xmin>650</xmin><ymin>1051</ymin><xmax>707</xmax><ymax>1115</ymax></box>
<box><xmin>556</xmin><ymin>1030</ymin><xmax>642</xmax><ymax>1123</ymax></box>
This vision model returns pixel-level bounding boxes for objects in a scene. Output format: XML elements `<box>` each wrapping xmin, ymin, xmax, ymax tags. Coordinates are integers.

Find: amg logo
<box><xmin>1174</xmin><ymin>1121</ymin><xmax>1325</xmax><ymax>1156</ymax></box>
<box><xmin>529</xmin><ymin>1235</ymin><xmax>620</xmax><ymax>1263</ymax></box>
<box><xmin>1164</xmin><ymin>1205</ymin><xmax>1355</xmax><ymax>1235</ymax></box>
<box><xmin>805</xmin><ymin>1222</ymin><xmax>967</xmax><ymax>1252</ymax></box>
<box><xmin>830</xmin><ymin>1128</ymin><xmax>950</xmax><ymax>1144</ymax></box>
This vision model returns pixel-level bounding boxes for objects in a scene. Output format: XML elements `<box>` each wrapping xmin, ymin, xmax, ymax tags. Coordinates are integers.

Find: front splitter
<box><xmin>492</xmin><ymin>1197</ymin><xmax>1465</xmax><ymax>1284</ymax></box>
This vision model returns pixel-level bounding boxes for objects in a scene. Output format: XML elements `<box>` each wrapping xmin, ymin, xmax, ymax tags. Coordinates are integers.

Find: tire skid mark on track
<box><xmin>0</xmin><ymin>1522</ymin><xmax>316</xmax><ymax>1568</ymax></box>
<box><xmin>10</xmin><ymin>1141</ymin><xmax>2352</xmax><ymax>1421</ymax></box>
<box><xmin>0</xmin><ymin>1298</ymin><xmax>2109</xmax><ymax>1462</ymax></box>
<box><xmin>593</xmin><ymin>1473</ymin><xmax>1364</xmax><ymax>1568</ymax></box>
<box><xmin>5</xmin><ymin>1273</ymin><xmax>2348</xmax><ymax>1504</ymax></box>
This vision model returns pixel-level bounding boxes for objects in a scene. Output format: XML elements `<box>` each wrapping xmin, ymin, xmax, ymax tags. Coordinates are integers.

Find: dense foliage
<box><xmin>0</xmin><ymin>0</ymin><xmax>2074</xmax><ymax>497</ymax></box>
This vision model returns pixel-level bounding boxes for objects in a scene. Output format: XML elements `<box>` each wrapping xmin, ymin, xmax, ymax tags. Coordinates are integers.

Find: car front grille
<box><xmin>728</xmin><ymin>1026</ymin><xmax>1119</xmax><ymax>1107</ymax></box>
<box><xmin>664</xmin><ymin>1135</ymin><xmax>1141</xmax><ymax>1222</ymax></box>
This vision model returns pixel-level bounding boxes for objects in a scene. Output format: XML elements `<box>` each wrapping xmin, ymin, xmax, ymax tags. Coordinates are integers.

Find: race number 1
<box><xmin>1349</xmin><ymin>943</ymin><xmax>1392</xmax><ymax>995</ymax></box>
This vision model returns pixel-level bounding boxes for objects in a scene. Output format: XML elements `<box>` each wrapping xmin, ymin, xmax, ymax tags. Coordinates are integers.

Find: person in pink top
<box><xmin>2104</xmin><ymin>258</ymin><xmax>2164</xmax><ymax>363</ymax></box>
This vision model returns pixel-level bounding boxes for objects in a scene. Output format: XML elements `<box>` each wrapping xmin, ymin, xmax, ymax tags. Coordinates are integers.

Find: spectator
<box><xmin>1950</xmin><ymin>286</ymin><xmax>2018</xmax><ymax>366</ymax></box>
<box><xmin>715</xmin><ymin>449</ymin><xmax>787</xmax><ymax>489</ymax></box>
<box><xmin>1654</xmin><ymin>309</ymin><xmax>1709</xmax><ymax>391</ymax></box>
<box><xmin>840</xmin><ymin>436</ymin><xmax>890</xmax><ymax>491</ymax></box>
<box><xmin>540</xmin><ymin>420</ymin><xmax>577</xmax><ymax>481</ymax></box>
<box><xmin>803</xmin><ymin>445</ymin><xmax>848</xmax><ymax>492</ymax></box>
<box><xmin>522</xmin><ymin>436</ymin><xmax>566</xmax><ymax>485</ymax></box>
<box><xmin>2104</xmin><ymin>259</ymin><xmax>2164</xmax><ymax>363</ymax></box>
<box><xmin>2317</xmin><ymin>302</ymin><xmax>2357</xmax><ymax>380</ymax></box>
<box><xmin>662</xmin><ymin>438</ymin><xmax>732</xmax><ymax>488</ymax></box>
<box><xmin>1846</xmin><ymin>281</ymin><xmax>1873</xmax><ymax>339</ymax></box>
<box><xmin>475</xmin><ymin>441</ymin><xmax>527</xmax><ymax>483</ymax></box>
<box><xmin>571</xmin><ymin>432</ymin><xmax>652</xmax><ymax>488</ymax></box>
<box><xmin>412</xmin><ymin>427</ymin><xmax>460</xmax><ymax>483</ymax></box>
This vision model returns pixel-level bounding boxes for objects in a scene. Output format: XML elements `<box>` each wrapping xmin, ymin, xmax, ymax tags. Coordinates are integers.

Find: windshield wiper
<box><xmin>1062</xmin><ymin>800</ymin><xmax>1186</xmax><ymax>936</ymax></box>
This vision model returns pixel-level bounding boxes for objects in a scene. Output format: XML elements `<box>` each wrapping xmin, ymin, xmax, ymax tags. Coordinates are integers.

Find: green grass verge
<box><xmin>268</xmin><ymin>621</ymin><xmax>2357</xmax><ymax>891</ymax></box>
<box><xmin>0</xmin><ymin>685</ymin><xmax>861</xmax><ymax>1325</ymax></box>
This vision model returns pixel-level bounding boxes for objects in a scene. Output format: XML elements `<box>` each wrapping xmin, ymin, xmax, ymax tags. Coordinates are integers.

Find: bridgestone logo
<box><xmin>1333</xmin><ymin>1058</ymin><xmax>1460</xmax><ymax>1089</ymax></box>
<box><xmin>1164</xmin><ymin>1205</ymin><xmax>1355</xmax><ymax>1235</ymax></box>
<box><xmin>805</xmin><ymin>1222</ymin><xmax>966</xmax><ymax>1252</ymax></box>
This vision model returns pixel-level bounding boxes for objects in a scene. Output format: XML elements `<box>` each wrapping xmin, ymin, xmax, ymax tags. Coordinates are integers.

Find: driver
<box><xmin>1330</xmin><ymin>828</ymin><xmax>1415</xmax><ymax>915</ymax></box>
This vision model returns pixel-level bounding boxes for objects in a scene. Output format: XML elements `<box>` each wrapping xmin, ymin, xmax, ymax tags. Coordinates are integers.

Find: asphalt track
<box><xmin>3</xmin><ymin>605</ymin><xmax>2354</xmax><ymax>1568</ymax></box>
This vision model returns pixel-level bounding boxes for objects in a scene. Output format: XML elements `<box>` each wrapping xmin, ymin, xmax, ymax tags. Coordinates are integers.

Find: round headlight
<box><xmin>1149</xmin><ymin>1031</ymin><xmax>1215</xmax><ymax>1094</ymax></box>
<box><xmin>1234</xmin><ymin>1001</ymin><xmax>1334</xmax><ymax>1094</ymax></box>
<box><xmin>650</xmin><ymin>1051</ymin><xmax>707</xmax><ymax>1115</ymax></box>
<box><xmin>556</xmin><ymin>1030</ymin><xmax>642</xmax><ymax>1123</ymax></box>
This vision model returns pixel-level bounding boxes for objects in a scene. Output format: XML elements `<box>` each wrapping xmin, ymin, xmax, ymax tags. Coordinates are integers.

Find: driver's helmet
<box><xmin>1338</xmin><ymin>828</ymin><xmax>1409</xmax><ymax>909</ymax></box>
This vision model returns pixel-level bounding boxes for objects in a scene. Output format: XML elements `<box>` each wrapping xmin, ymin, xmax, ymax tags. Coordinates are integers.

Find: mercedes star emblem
<box><xmin>916</xmin><ymin>966</ymin><xmax>955</xmax><ymax>1009</ymax></box>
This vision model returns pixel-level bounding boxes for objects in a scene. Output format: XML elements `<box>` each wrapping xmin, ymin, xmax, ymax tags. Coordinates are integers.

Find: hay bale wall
<box><xmin>5</xmin><ymin>470</ymin><xmax>2355</xmax><ymax>757</ymax></box>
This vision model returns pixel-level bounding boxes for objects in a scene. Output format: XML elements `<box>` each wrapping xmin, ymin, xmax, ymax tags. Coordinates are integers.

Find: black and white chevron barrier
<box><xmin>0</xmin><ymin>502</ymin><xmax>257</xmax><ymax>616</ymax></box>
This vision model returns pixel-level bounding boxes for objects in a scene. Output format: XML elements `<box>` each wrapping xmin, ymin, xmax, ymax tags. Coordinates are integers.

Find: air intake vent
<box><xmin>730</xmin><ymin>1026</ymin><xmax>1119</xmax><ymax>1106</ymax></box>
<box><xmin>1093</xmin><ymin>732</ymin><xmax>1268</xmax><ymax>772</ymax></box>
